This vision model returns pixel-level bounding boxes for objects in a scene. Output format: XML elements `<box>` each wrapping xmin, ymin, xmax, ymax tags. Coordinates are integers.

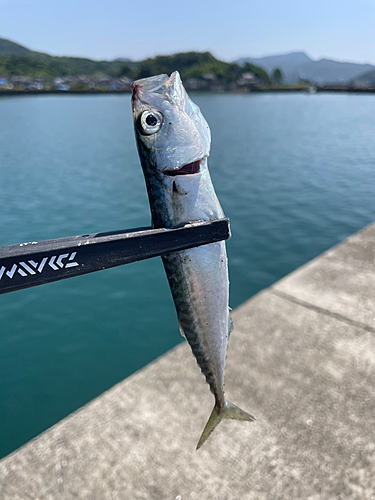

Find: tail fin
<box><xmin>196</xmin><ymin>400</ymin><xmax>255</xmax><ymax>450</ymax></box>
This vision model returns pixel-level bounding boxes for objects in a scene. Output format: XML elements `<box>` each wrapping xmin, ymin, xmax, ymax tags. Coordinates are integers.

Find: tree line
<box><xmin>0</xmin><ymin>51</ymin><xmax>282</xmax><ymax>85</ymax></box>
<box><xmin>119</xmin><ymin>52</ymin><xmax>271</xmax><ymax>85</ymax></box>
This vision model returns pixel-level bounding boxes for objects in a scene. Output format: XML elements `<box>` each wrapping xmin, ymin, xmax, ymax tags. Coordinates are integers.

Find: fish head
<box><xmin>131</xmin><ymin>71</ymin><xmax>211</xmax><ymax>179</ymax></box>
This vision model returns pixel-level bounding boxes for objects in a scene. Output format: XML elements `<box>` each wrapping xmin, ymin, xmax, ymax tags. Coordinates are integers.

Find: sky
<box><xmin>0</xmin><ymin>0</ymin><xmax>375</xmax><ymax>64</ymax></box>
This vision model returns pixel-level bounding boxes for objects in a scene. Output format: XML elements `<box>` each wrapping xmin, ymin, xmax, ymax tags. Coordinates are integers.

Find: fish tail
<box><xmin>196</xmin><ymin>400</ymin><xmax>256</xmax><ymax>450</ymax></box>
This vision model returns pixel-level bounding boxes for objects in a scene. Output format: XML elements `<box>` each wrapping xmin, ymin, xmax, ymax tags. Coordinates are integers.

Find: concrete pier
<box><xmin>1</xmin><ymin>223</ymin><xmax>375</xmax><ymax>499</ymax></box>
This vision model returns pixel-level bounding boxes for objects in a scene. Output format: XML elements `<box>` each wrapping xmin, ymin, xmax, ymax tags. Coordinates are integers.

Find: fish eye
<box><xmin>139</xmin><ymin>110</ymin><xmax>163</xmax><ymax>135</ymax></box>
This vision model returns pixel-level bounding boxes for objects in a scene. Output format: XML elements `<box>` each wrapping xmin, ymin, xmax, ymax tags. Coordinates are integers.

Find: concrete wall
<box><xmin>1</xmin><ymin>223</ymin><xmax>375</xmax><ymax>499</ymax></box>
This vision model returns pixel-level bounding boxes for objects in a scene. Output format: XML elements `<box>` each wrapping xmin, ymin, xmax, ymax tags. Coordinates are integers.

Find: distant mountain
<box><xmin>351</xmin><ymin>69</ymin><xmax>375</xmax><ymax>87</ymax></box>
<box><xmin>3</xmin><ymin>37</ymin><xmax>374</xmax><ymax>87</ymax></box>
<box><xmin>0</xmin><ymin>37</ymin><xmax>128</xmax><ymax>79</ymax></box>
<box><xmin>113</xmin><ymin>57</ymin><xmax>132</xmax><ymax>63</ymax></box>
<box><xmin>296</xmin><ymin>59</ymin><xmax>375</xmax><ymax>84</ymax></box>
<box><xmin>237</xmin><ymin>52</ymin><xmax>312</xmax><ymax>82</ymax></box>
<box><xmin>0</xmin><ymin>38</ymin><xmax>36</xmax><ymax>56</ymax></box>
<box><xmin>237</xmin><ymin>51</ymin><xmax>375</xmax><ymax>84</ymax></box>
<box><xmin>0</xmin><ymin>38</ymin><xmax>269</xmax><ymax>86</ymax></box>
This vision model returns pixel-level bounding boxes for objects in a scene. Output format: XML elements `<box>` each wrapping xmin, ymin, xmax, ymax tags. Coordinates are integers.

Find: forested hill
<box><xmin>128</xmin><ymin>52</ymin><xmax>270</xmax><ymax>84</ymax></box>
<box><xmin>0</xmin><ymin>38</ymin><xmax>270</xmax><ymax>84</ymax></box>
<box><xmin>0</xmin><ymin>38</ymin><xmax>126</xmax><ymax>78</ymax></box>
<box><xmin>0</xmin><ymin>38</ymin><xmax>36</xmax><ymax>56</ymax></box>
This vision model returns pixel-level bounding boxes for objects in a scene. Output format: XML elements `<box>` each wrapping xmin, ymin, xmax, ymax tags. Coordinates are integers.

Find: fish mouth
<box><xmin>163</xmin><ymin>159</ymin><xmax>203</xmax><ymax>176</ymax></box>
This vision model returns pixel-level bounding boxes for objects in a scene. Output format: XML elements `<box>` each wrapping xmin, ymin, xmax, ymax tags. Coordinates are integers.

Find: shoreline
<box><xmin>1</xmin><ymin>86</ymin><xmax>375</xmax><ymax>96</ymax></box>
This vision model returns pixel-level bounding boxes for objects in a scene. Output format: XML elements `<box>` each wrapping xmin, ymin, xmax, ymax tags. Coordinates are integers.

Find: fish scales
<box><xmin>162</xmin><ymin>244</ymin><xmax>228</xmax><ymax>402</ymax></box>
<box><xmin>131</xmin><ymin>71</ymin><xmax>255</xmax><ymax>449</ymax></box>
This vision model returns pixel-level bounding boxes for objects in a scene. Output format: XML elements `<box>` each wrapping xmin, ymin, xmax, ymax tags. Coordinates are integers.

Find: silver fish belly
<box><xmin>131</xmin><ymin>71</ymin><xmax>255</xmax><ymax>449</ymax></box>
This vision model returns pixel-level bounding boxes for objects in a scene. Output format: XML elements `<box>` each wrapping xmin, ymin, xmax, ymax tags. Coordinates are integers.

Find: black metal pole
<box><xmin>0</xmin><ymin>219</ymin><xmax>230</xmax><ymax>295</ymax></box>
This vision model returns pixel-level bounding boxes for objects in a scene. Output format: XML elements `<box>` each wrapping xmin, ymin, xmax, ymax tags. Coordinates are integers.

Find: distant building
<box><xmin>237</xmin><ymin>72</ymin><xmax>261</xmax><ymax>87</ymax></box>
<box><xmin>201</xmin><ymin>73</ymin><xmax>217</xmax><ymax>81</ymax></box>
<box><xmin>96</xmin><ymin>76</ymin><xmax>111</xmax><ymax>84</ymax></box>
<box><xmin>11</xmin><ymin>76</ymin><xmax>33</xmax><ymax>85</ymax></box>
<box><xmin>184</xmin><ymin>78</ymin><xmax>206</xmax><ymax>90</ymax></box>
<box><xmin>75</xmin><ymin>75</ymin><xmax>91</xmax><ymax>84</ymax></box>
<box><xmin>119</xmin><ymin>77</ymin><xmax>131</xmax><ymax>85</ymax></box>
<box><xmin>27</xmin><ymin>82</ymin><xmax>44</xmax><ymax>91</ymax></box>
<box><xmin>56</xmin><ymin>84</ymin><xmax>70</xmax><ymax>91</ymax></box>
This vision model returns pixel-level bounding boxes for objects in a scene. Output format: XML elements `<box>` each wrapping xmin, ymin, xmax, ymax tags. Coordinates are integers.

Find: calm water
<box><xmin>0</xmin><ymin>92</ymin><xmax>374</xmax><ymax>458</ymax></box>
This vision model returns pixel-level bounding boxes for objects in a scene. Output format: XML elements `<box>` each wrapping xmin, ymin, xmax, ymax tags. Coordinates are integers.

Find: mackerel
<box><xmin>131</xmin><ymin>72</ymin><xmax>255</xmax><ymax>449</ymax></box>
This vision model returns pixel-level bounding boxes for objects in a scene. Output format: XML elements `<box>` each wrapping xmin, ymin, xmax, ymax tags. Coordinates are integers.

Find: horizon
<box><xmin>2</xmin><ymin>36</ymin><xmax>375</xmax><ymax>68</ymax></box>
<box><xmin>0</xmin><ymin>0</ymin><xmax>374</xmax><ymax>65</ymax></box>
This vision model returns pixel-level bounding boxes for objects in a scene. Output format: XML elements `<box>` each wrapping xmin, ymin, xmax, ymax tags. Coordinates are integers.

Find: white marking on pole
<box><xmin>48</xmin><ymin>256</ymin><xmax>59</xmax><ymax>271</ymax></box>
<box><xmin>6</xmin><ymin>264</ymin><xmax>17</xmax><ymax>279</ymax></box>
<box><xmin>56</xmin><ymin>254</ymin><xmax>69</xmax><ymax>268</ymax></box>
<box><xmin>29</xmin><ymin>260</ymin><xmax>38</xmax><ymax>268</ymax></box>
<box><xmin>19</xmin><ymin>262</ymin><xmax>36</xmax><ymax>275</ymax></box>
<box><xmin>38</xmin><ymin>257</ymin><xmax>48</xmax><ymax>273</ymax></box>
<box><xmin>0</xmin><ymin>266</ymin><xmax>5</xmax><ymax>280</ymax></box>
<box><xmin>65</xmin><ymin>252</ymin><xmax>79</xmax><ymax>268</ymax></box>
<box><xmin>17</xmin><ymin>268</ymin><xmax>27</xmax><ymax>277</ymax></box>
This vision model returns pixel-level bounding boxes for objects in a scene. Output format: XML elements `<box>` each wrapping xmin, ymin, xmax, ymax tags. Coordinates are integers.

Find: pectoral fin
<box><xmin>228</xmin><ymin>313</ymin><xmax>234</xmax><ymax>337</ymax></box>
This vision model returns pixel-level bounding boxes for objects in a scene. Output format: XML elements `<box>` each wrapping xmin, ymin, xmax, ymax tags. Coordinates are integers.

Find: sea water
<box><xmin>0</xmin><ymin>92</ymin><xmax>374</xmax><ymax>458</ymax></box>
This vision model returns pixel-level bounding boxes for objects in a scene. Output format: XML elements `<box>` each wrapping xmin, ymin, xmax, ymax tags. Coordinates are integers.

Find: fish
<box><xmin>131</xmin><ymin>71</ymin><xmax>255</xmax><ymax>449</ymax></box>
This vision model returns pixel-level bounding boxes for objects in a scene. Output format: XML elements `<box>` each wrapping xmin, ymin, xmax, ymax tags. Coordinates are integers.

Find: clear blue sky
<box><xmin>0</xmin><ymin>0</ymin><xmax>374</xmax><ymax>63</ymax></box>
